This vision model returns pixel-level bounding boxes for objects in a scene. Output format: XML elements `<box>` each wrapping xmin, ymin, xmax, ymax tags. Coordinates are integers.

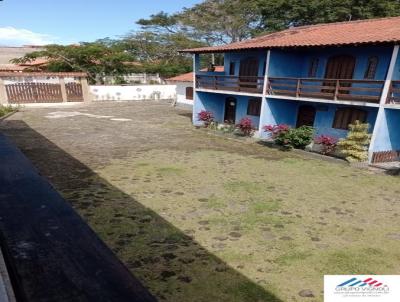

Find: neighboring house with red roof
<box><xmin>182</xmin><ymin>16</ymin><xmax>400</xmax><ymax>164</ymax></box>
<box><xmin>167</xmin><ymin>66</ymin><xmax>224</xmax><ymax>106</ymax></box>
<box><xmin>0</xmin><ymin>46</ymin><xmax>46</xmax><ymax>72</ymax></box>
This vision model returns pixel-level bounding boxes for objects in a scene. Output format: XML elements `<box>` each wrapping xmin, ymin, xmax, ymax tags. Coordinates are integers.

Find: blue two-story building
<box><xmin>182</xmin><ymin>17</ymin><xmax>400</xmax><ymax>164</ymax></box>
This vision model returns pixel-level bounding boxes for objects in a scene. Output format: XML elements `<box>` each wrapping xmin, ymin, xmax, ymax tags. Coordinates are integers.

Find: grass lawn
<box><xmin>1</xmin><ymin>102</ymin><xmax>399</xmax><ymax>302</ymax></box>
<box><xmin>83</xmin><ymin>150</ymin><xmax>400</xmax><ymax>301</ymax></box>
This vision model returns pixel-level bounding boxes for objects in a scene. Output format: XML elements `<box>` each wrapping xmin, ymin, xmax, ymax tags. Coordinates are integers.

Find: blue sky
<box><xmin>0</xmin><ymin>0</ymin><xmax>201</xmax><ymax>46</ymax></box>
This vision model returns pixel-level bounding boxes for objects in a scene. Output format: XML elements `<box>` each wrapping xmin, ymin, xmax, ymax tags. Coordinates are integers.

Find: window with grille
<box><xmin>364</xmin><ymin>56</ymin><xmax>378</xmax><ymax>79</ymax></box>
<box><xmin>247</xmin><ymin>98</ymin><xmax>261</xmax><ymax>116</ymax></box>
<box><xmin>332</xmin><ymin>108</ymin><xmax>368</xmax><ymax>130</ymax></box>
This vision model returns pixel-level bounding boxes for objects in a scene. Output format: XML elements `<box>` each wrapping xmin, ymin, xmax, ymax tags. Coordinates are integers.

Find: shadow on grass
<box><xmin>1</xmin><ymin>120</ymin><xmax>282</xmax><ymax>302</ymax></box>
<box><xmin>176</xmin><ymin>111</ymin><xmax>193</xmax><ymax>121</ymax></box>
<box><xmin>256</xmin><ymin>140</ymin><xmax>291</xmax><ymax>152</ymax></box>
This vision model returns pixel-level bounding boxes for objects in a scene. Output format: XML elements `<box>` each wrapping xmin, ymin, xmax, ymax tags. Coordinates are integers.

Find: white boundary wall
<box><xmin>90</xmin><ymin>85</ymin><xmax>176</xmax><ymax>101</ymax></box>
<box><xmin>176</xmin><ymin>82</ymin><xmax>193</xmax><ymax>106</ymax></box>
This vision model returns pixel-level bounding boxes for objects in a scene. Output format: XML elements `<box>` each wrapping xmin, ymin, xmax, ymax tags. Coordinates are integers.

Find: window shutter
<box><xmin>333</xmin><ymin>108</ymin><xmax>368</xmax><ymax>130</ymax></box>
<box><xmin>247</xmin><ymin>98</ymin><xmax>261</xmax><ymax>116</ymax></box>
<box><xmin>186</xmin><ymin>87</ymin><xmax>193</xmax><ymax>100</ymax></box>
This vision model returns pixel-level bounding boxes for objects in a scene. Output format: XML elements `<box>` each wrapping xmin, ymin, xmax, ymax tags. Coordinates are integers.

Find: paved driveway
<box><xmin>1</xmin><ymin>101</ymin><xmax>399</xmax><ymax>302</ymax></box>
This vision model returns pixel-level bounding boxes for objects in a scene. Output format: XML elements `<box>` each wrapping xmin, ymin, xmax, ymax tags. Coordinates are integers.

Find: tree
<box><xmin>137</xmin><ymin>1</ymin><xmax>262</xmax><ymax>45</ymax></box>
<box><xmin>12</xmin><ymin>41</ymin><xmax>136</xmax><ymax>84</ymax></box>
<box><xmin>122</xmin><ymin>31</ymin><xmax>204</xmax><ymax>77</ymax></box>
<box><xmin>256</xmin><ymin>0</ymin><xmax>400</xmax><ymax>32</ymax></box>
<box><xmin>131</xmin><ymin>11</ymin><xmax>207</xmax><ymax>77</ymax></box>
<box><xmin>338</xmin><ymin>121</ymin><xmax>371</xmax><ymax>162</ymax></box>
<box><xmin>178</xmin><ymin>0</ymin><xmax>261</xmax><ymax>44</ymax></box>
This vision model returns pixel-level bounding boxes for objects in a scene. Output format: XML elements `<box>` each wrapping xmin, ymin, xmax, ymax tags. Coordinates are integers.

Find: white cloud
<box><xmin>0</xmin><ymin>26</ymin><xmax>57</xmax><ymax>46</ymax></box>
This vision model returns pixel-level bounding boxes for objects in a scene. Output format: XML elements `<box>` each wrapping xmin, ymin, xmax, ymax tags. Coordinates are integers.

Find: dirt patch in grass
<box><xmin>1</xmin><ymin>101</ymin><xmax>400</xmax><ymax>301</ymax></box>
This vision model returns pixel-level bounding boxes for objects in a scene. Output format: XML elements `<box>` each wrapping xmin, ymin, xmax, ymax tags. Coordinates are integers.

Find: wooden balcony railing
<box><xmin>196</xmin><ymin>75</ymin><xmax>264</xmax><ymax>94</ymax></box>
<box><xmin>267</xmin><ymin>77</ymin><xmax>384</xmax><ymax>103</ymax></box>
<box><xmin>387</xmin><ymin>80</ymin><xmax>400</xmax><ymax>104</ymax></box>
<box><xmin>195</xmin><ymin>74</ymin><xmax>388</xmax><ymax>104</ymax></box>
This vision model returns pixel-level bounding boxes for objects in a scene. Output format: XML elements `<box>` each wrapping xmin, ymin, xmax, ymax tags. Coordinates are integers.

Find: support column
<box><xmin>59</xmin><ymin>77</ymin><xmax>68</xmax><ymax>102</ymax></box>
<box><xmin>379</xmin><ymin>45</ymin><xmax>399</xmax><ymax>106</ymax></box>
<box><xmin>80</xmin><ymin>77</ymin><xmax>92</xmax><ymax>102</ymax></box>
<box><xmin>368</xmin><ymin>44</ymin><xmax>399</xmax><ymax>162</ymax></box>
<box><xmin>192</xmin><ymin>54</ymin><xmax>200</xmax><ymax>124</ymax></box>
<box><xmin>0</xmin><ymin>78</ymin><xmax>9</xmax><ymax>105</ymax></box>
<box><xmin>257</xmin><ymin>50</ymin><xmax>271</xmax><ymax>137</ymax></box>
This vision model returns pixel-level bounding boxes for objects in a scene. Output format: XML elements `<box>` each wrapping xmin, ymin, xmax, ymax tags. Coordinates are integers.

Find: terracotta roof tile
<box><xmin>19</xmin><ymin>58</ymin><xmax>49</xmax><ymax>66</ymax></box>
<box><xmin>0</xmin><ymin>64</ymin><xmax>26</xmax><ymax>71</ymax></box>
<box><xmin>0</xmin><ymin>71</ymin><xmax>87</xmax><ymax>77</ymax></box>
<box><xmin>182</xmin><ymin>17</ymin><xmax>400</xmax><ymax>53</ymax></box>
<box><xmin>167</xmin><ymin>66</ymin><xmax>224</xmax><ymax>82</ymax></box>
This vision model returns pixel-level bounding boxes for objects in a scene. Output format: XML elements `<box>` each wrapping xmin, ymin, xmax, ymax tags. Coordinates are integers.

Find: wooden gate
<box><xmin>65</xmin><ymin>82</ymin><xmax>84</xmax><ymax>102</ymax></box>
<box><xmin>6</xmin><ymin>82</ymin><xmax>63</xmax><ymax>103</ymax></box>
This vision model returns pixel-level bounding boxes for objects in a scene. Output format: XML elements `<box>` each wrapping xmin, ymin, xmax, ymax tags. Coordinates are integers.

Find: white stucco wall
<box><xmin>176</xmin><ymin>82</ymin><xmax>193</xmax><ymax>106</ymax></box>
<box><xmin>90</xmin><ymin>85</ymin><xmax>176</xmax><ymax>101</ymax></box>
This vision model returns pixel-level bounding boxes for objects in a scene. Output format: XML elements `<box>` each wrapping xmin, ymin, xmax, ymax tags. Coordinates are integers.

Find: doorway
<box><xmin>324</xmin><ymin>55</ymin><xmax>356</xmax><ymax>79</ymax></box>
<box><xmin>296</xmin><ymin>105</ymin><xmax>316</xmax><ymax>127</ymax></box>
<box><xmin>224</xmin><ymin>97</ymin><xmax>237</xmax><ymax>123</ymax></box>
<box><xmin>239</xmin><ymin>57</ymin><xmax>259</xmax><ymax>89</ymax></box>
<box><xmin>324</xmin><ymin>55</ymin><xmax>356</xmax><ymax>95</ymax></box>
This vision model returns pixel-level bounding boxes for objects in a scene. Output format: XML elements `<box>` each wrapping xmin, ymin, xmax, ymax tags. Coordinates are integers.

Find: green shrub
<box><xmin>264</xmin><ymin>124</ymin><xmax>314</xmax><ymax>149</ymax></box>
<box><xmin>286</xmin><ymin>126</ymin><xmax>314</xmax><ymax>149</ymax></box>
<box><xmin>0</xmin><ymin>105</ymin><xmax>15</xmax><ymax>117</ymax></box>
<box><xmin>338</xmin><ymin>121</ymin><xmax>370</xmax><ymax>162</ymax></box>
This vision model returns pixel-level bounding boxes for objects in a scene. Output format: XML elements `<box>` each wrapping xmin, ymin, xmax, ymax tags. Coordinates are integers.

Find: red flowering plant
<box><xmin>236</xmin><ymin>117</ymin><xmax>255</xmax><ymax>136</ymax></box>
<box><xmin>263</xmin><ymin>124</ymin><xmax>291</xmax><ymax>147</ymax></box>
<box><xmin>197</xmin><ymin>110</ymin><xmax>214</xmax><ymax>127</ymax></box>
<box><xmin>314</xmin><ymin>134</ymin><xmax>338</xmax><ymax>155</ymax></box>
<box><xmin>263</xmin><ymin>124</ymin><xmax>290</xmax><ymax>138</ymax></box>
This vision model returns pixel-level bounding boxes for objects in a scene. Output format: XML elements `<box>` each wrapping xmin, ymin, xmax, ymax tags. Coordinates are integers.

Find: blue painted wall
<box><xmin>234</xmin><ymin>95</ymin><xmax>261</xmax><ymax>127</ymax></box>
<box><xmin>194</xmin><ymin>91</ymin><xmax>261</xmax><ymax>128</ymax></box>
<box><xmin>267</xmin><ymin>46</ymin><xmax>392</xmax><ymax>79</ymax></box>
<box><xmin>268</xmin><ymin>51</ymin><xmax>305</xmax><ymax>77</ymax></box>
<box><xmin>298</xmin><ymin>46</ymin><xmax>392</xmax><ymax>80</ymax></box>
<box><xmin>259</xmin><ymin>98</ymin><xmax>298</xmax><ymax>138</ymax></box>
<box><xmin>259</xmin><ymin>98</ymin><xmax>378</xmax><ymax>139</ymax></box>
<box><xmin>312</xmin><ymin>103</ymin><xmax>377</xmax><ymax>138</ymax></box>
<box><xmin>196</xmin><ymin>45</ymin><xmax>394</xmax><ymax>80</ymax></box>
<box><xmin>372</xmin><ymin>108</ymin><xmax>400</xmax><ymax>151</ymax></box>
<box><xmin>224</xmin><ymin>51</ymin><xmax>268</xmax><ymax>77</ymax></box>
<box><xmin>193</xmin><ymin>91</ymin><xmax>225</xmax><ymax>126</ymax></box>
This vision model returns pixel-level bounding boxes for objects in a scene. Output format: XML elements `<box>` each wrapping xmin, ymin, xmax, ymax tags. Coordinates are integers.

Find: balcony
<box><xmin>196</xmin><ymin>75</ymin><xmax>264</xmax><ymax>94</ymax></box>
<box><xmin>387</xmin><ymin>81</ymin><xmax>400</xmax><ymax>104</ymax></box>
<box><xmin>267</xmin><ymin>77</ymin><xmax>384</xmax><ymax>104</ymax></box>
